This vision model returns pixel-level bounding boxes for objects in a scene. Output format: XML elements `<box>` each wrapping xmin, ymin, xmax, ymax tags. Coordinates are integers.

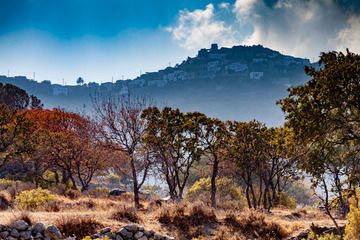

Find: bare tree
<box><xmin>94</xmin><ymin>94</ymin><xmax>153</xmax><ymax>209</ymax></box>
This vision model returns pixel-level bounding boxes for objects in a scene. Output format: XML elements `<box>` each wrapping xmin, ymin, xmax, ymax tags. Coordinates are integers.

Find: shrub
<box><xmin>56</xmin><ymin>217</ymin><xmax>103</xmax><ymax>239</ymax></box>
<box><xmin>15</xmin><ymin>188</ymin><xmax>56</xmax><ymax>210</ymax></box>
<box><xmin>0</xmin><ymin>179</ymin><xmax>34</xmax><ymax>198</ymax></box>
<box><xmin>224</xmin><ymin>211</ymin><xmax>288</xmax><ymax>239</ymax></box>
<box><xmin>307</xmin><ymin>231</ymin><xmax>340</xmax><ymax>240</ymax></box>
<box><xmin>84</xmin><ymin>187</ymin><xmax>109</xmax><ymax>198</ymax></box>
<box><xmin>111</xmin><ymin>206</ymin><xmax>140</xmax><ymax>223</ymax></box>
<box><xmin>275</xmin><ymin>192</ymin><xmax>297</xmax><ymax>209</ymax></box>
<box><xmin>186</xmin><ymin>177</ymin><xmax>244</xmax><ymax>202</ymax></box>
<box><xmin>65</xmin><ymin>189</ymin><xmax>81</xmax><ymax>200</ymax></box>
<box><xmin>0</xmin><ymin>179</ymin><xmax>21</xmax><ymax>189</ymax></box>
<box><xmin>344</xmin><ymin>206</ymin><xmax>360</xmax><ymax>240</ymax></box>
<box><xmin>158</xmin><ymin>202</ymin><xmax>217</xmax><ymax>238</ymax></box>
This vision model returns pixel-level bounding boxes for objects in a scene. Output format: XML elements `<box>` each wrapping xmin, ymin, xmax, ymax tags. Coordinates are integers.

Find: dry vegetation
<box><xmin>0</xmin><ymin>189</ymin><xmax>342</xmax><ymax>240</ymax></box>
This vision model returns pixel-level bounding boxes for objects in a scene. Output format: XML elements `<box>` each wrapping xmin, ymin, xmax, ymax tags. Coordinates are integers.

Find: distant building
<box><xmin>210</xmin><ymin>43</ymin><xmax>218</xmax><ymax>52</ymax></box>
<box><xmin>207</xmin><ymin>61</ymin><xmax>221</xmax><ymax>72</ymax></box>
<box><xmin>225</xmin><ymin>62</ymin><xmax>248</xmax><ymax>73</ymax></box>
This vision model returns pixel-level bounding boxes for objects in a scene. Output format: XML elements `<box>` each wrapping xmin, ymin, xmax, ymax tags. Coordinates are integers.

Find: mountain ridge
<box><xmin>0</xmin><ymin>44</ymin><xmax>313</xmax><ymax>126</ymax></box>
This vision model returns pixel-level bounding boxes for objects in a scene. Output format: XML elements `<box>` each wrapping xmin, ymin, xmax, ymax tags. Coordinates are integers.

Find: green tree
<box><xmin>0</xmin><ymin>83</ymin><xmax>42</xmax><ymax>110</ymax></box>
<box><xmin>142</xmin><ymin>107</ymin><xmax>204</xmax><ymax>201</ymax></box>
<box><xmin>279</xmin><ymin>50</ymin><xmax>360</xmax><ymax>231</ymax></box>
<box><xmin>197</xmin><ymin>117</ymin><xmax>229</xmax><ymax>208</ymax></box>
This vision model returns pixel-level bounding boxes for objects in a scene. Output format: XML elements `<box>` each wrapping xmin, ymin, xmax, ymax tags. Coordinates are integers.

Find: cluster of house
<box><xmin>47</xmin><ymin>44</ymin><xmax>310</xmax><ymax>96</ymax></box>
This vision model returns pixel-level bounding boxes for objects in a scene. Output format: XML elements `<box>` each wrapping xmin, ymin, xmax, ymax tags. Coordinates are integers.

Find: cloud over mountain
<box><xmin>169</xmin><ymin>0</ymin><xmax>360</xmax><ymax>59</ymax></box>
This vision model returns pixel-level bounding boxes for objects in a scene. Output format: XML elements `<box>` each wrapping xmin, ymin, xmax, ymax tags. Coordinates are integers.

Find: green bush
<box><xmin>15</xmin><ymin>188</ymin><xmax>56</xmax><ymax>210</ymax></box>
<box><xmin>306</xmin><ymin>231</ymin><xmax>340</xmax><ymax>240</ymax></box>
<box><xmin>344</xmin><ymin>206</ymin><xmax>360</xmax><ymax>240</ymax></box>
<box><xmin>0</xmin><ymin>178</ymin><xmax>22</xmax><ymax>189</ymax></box>
<box><xmin>186</xmin><ymin>177</ymin><xmax>244</xmax><ymax>202</ymax></box>
<box><xmin>275</xmin><ymin>192</ymin><xmax>297</xmax><ymax>209</ymax></box>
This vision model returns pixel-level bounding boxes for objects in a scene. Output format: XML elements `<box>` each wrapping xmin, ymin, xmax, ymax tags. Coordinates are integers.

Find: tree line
<box><xmin>0</xmin><ymin>50</ymin><xmax>359</xmax><ymax>227</ymax></box>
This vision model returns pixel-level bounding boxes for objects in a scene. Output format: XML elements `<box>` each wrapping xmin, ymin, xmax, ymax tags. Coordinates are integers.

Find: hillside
<box><xmin>0</xmin><ymin>44</ymin><xmax>312</xmax><ymax>126</ymax></box>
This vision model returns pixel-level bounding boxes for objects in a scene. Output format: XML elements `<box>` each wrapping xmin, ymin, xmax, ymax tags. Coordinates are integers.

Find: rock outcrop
<box><xmin>0</xmin><ymin>221</ymin><xmax>174</xmax><ymax>240</ymax></box>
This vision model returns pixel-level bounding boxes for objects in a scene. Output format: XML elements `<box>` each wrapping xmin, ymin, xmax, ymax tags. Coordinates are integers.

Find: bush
<box><xmin>65</xmin><ymin>189</ymin><xmax>81</xmax><ymax>200</ymax></box>
<box><xmin>158</xmin><ymin>202</ymin><xmax>217</xmax><ymax>238</ymax></box>
<box><xmin>344</xmin><ymin>206</ymin><xmax>360</xmax><ymax>240</ymax></box>
<box><xmin>56</xmin><ymin>217</ymin><xmax>103</xmax><ymax>239</ymax></box>
<box><xmin>111</xmin><ymin>206</ymin><xmax>140</xmax><ymax>223</ymax></box>
<box><xmin>0</xmin><ymin>178</ymin><xmax>34</xmax><ymax>198</ymax></box>
<box><xmin>224</xmin><ymin>211</ymin><xmax>288</xmax><ymax>239</ymax></box>
<box><xmin>275</xmin><ymin>192</ymin><xmax>297</xmax><ymax>209</ymax></box>
<box><xmin>15</xmin><ymin>188</ymin><xmax>56</xmax><ymax>210</ymax></box>
<box><xmin>186</xmin><ymin>177</ymin><xmax>245</xmax><ymax>203</ymax></box>
<box><xmin>0</xmin><ymin>179</ymin><xmax>21</xmax><ymax>189</ymax></box>
<box><xmin>307</xmin><ymin>231</ymin><xmax>340</xmax><ymax>240</ymax></box>
<box><xmin>84</xmin><ymin>187</ymin><xmax>109</xmax><ymax>198</ymax></box>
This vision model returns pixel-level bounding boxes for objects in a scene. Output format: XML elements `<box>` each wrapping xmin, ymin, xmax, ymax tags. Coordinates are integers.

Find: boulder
<box><xmin>44</xmin><ymin>225</ymin><xmax>62</xmax><ymax>240</ymax></box>
<box><xmin>32</xmin><ymin>223</ymin><xmax>46</xmax><ymax>234</ymax></box>
<box><xmin>109</xmin><ymin>188</ymin><xmax>126</xmax><ymax>196</ymax></box>
<box><xmin>118</xmin><ymin>227</ymin><xmax>133</xmax><ymax>239</ymax></box>
<box><xmin>19</xmin><ymin>230</ymin><xmax>32</xmax><ymax>239</ymax></box>
<box><xmin>12</xmin><ymin>220</ymin><xmax>29</xmax><ymax>231</ymax></box>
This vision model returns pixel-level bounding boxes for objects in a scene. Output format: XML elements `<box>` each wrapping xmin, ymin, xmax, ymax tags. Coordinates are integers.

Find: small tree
<box><xmin>142</xmin><ymin>107</ymin><xmax>204</xmax><ymax>201</ymax></box>
<box><xmin>76</xmin><ymin>77</ymin><xmax>85</xmax><ymax>85</ymax></box>
<box><xmin>94</xmin><ymin>94</ymin><xmax>153</xmax><ymax>209</ymax></box>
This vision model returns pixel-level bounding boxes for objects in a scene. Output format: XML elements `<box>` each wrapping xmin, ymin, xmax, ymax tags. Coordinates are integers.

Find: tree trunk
<box><xmin>245</xmin><ymin>185</ymin><xmax>252</xmax><ymax>208</ymax></box>
<box><xmin>211</xmin><ymin>157</ymin><xmax>219</xmax><ymax>209</ymax></box>
<box><xmin>131</xmin><ymin>158</ymin><xmax>140</xmax><ymax>209</ymax></box>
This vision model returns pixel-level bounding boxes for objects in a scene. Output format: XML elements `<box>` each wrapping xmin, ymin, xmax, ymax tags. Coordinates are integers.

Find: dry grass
<box><xmin>56</xmin><ymin>216</ymin><xmax>103</xmax><ymax>239</ymax></box>
<box><xmin>7</xmin><ymin>211</ymin><xmax>34</xmax><ymax>225</ymax></box>
<box><xmin>111</xmin><ymin>205</ymin><xmax>140</xmax><ymax>223</ymax></box>
<box><xmin>0</xmin><ymin>190</ymin><xmax>12</xmax><ymax>210</ymax></box>
<box><xmin>0</xmin><ymin>193</ymin><xmax>342</xmax><ymax>240</ymax></box>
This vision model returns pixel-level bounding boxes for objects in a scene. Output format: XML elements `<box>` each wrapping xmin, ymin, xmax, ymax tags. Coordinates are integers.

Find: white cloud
<box><xmin>336</xmin><ymin>16</ymin><xmax>360</xmax><ymax>53</ymax></box>
<box><xmin>219</xmin><ymin>2</ymin><xmax>230</xmax><ymax>9</ymax></box>
<box><xmin>167</xmin><ymin>4</ymin><xmax>238</xmax><ymax>51</ymax></box>
<box><xmin>169</xmin><ymin>0</ymin><xmax>360</xmax><ymax>60</ymax></box>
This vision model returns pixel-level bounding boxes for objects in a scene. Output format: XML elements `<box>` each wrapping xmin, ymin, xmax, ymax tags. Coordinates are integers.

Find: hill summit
<box><xmin>0</xmin><ymin>44</ymin><xmax>312</xmax><ymax>126</ymax></box>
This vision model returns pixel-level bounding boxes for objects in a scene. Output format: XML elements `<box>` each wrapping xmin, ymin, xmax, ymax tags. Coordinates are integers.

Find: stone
<box><xmin>125</xmin><ymin>224</ymin><xmax>139</xmax><ymax>232</ymax></box>
<box><xmin>19</xmin><ymin>230</ymin><xmax>32</xmax><ymax>239</ymax></box>
<box><xmin>12</xmin><ymin>220</ymin><xmax>29</xmax><ymax>231</ymax></box>
<box><xmin>134</xmin><ymin>231</ymin><xmax>144</xmax><ymax>239</ymax></box>
<box><xmin>109</xmin><ymin>188</ymin><xmax>126</xmax><ymax>196</ymax></box>
<box><xmin>44</xmin><ymin>225</ymin><xmax>62</xmax><ymax>240</ymax></box>
<box><xmin>10</xmin><ymin>229</ymin><xmax>20</xmax><ymax>238</ymax></box>
<box><xmin>138</xmin><ymin>236</ymin><xmax>148</xmax><ymax>240</ymax></box>
<box><xmin>32</xmin><ymin>223</ymin><xmax>46</xmax><ymax>234</ymax></box>
<box><xmin>0</xmin><ymin>231</ymin><xmax>9</xmax><ymax>238</ymax></box>
<box><xmin>34</xmin><ymin>232</ymin><xmax>44</xmax><ymax>238</ymax></box>
<box><xmin>6</xmin><ymin>236</ymin><xmax>17</xmax><ymax>240</ymax></box>
<box><xmin>100</xmin><ymin>227</ymin><xmax>112</xmax><ymax>234</ymax></box>
<box><xmin>118</xmin><ymin>228</ymin><xmax>133</xmax><ymax>239</ymax></box>
<box><xmin>154</xmin><ymin>233</ymin><xmax>163</xmax><ymax>240</ymax></box>
<box><xmin>115</xmin><ymin>235</ymin><xmax>124</xmax><ymax>240</ymax></box>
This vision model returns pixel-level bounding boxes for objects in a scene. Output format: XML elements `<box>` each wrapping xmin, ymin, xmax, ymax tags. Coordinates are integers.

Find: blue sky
<box><xmin>0</xmin><ymin>0</ymin><xmax>359</xmax><ymax>84</ymax></box>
